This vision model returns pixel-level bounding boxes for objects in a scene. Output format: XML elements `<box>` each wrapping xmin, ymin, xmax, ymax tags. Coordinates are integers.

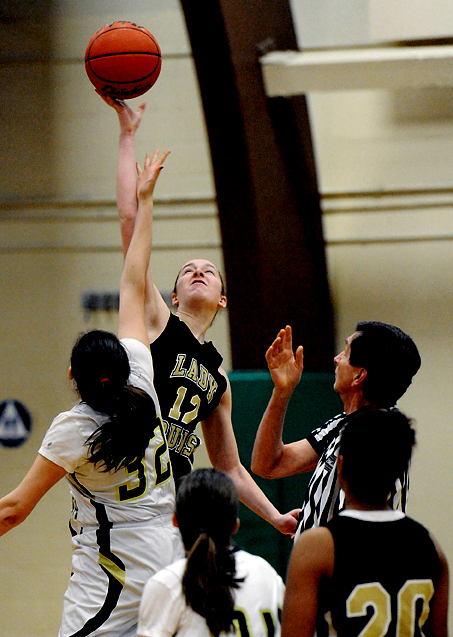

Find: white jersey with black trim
<box><xmin>138</xmin><ymin>549</ymin><xmax>285</xmax><ymax>637</ymax></box>
<box><xmin>294</xmin><ymin>411</ymin><xmax>409</xmax><ymax>541</ymax></box>
<box><xmin>39</xmin><ymin>338</ymin><xmax>175</xmax><ymax>529</ymax></box>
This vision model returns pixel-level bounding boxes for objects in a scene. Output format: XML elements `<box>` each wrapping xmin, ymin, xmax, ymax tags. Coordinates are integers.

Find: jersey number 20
<box><xmin>347</xmin><ymin>579</ymin><xmax>434</xmax><ymax>636</ymax></box>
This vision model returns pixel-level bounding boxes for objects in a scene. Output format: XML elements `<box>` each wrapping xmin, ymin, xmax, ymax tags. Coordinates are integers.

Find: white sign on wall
<box><xmin>0</xmin><ymin>400</ymin><xmax>32</xmax><ymax>448</ymax></box>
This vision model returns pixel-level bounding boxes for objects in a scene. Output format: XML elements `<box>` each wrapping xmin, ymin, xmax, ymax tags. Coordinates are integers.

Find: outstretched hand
<box><xmin>136</xmin><ymin>150</ymin><xmax>170</xmax><ymax>200</ymax></box>
<box><xmin>273</xmin><ymin>508</ymin><xmax>301</xmax><ymax>538</ymax></box>
<box><xmin>266</xmin><ymin>326</ymin><xmax>304</xmax><ymax>394</ymax></box>
<box><xmin>96</xmin><ymin>90</ymin><xmax>146</xmax><ymax>134</ymax></box>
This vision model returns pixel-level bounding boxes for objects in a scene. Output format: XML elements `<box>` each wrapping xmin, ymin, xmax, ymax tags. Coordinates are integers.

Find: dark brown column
<box><xmin>180</xmin><ymin>0</ymin><xmax>335</xmax><ymax>371</ymax></box>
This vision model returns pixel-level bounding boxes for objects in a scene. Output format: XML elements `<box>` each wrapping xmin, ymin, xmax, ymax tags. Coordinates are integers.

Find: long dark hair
<box><xmin>175</xmin><ymin>468</ymin><xmax>244</xmax><ymax>636</ymax></box>
<box><xmin>70</xmin><ymin>330</ymin><xmax>156</xmax><ymax>472</ymax></box>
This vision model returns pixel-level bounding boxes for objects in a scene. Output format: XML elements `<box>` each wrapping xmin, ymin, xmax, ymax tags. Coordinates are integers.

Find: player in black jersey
<box><xmin>281</xmin><ymin>409</ymin><xmax>449</xmax><ymax>637</ymax></box>
<box><xmin>99</xmin><ymin>93</ymin><xmax>300</xmax><ymax>536</ymax></box>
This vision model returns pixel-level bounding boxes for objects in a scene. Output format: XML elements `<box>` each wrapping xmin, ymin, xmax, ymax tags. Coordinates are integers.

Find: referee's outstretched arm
<box><xmin>252</xmin><ymin>326</ymin><xmax>318</xmax><ymax>479</ymax></box>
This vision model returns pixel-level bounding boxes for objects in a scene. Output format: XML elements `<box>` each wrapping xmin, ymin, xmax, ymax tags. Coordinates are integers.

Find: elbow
<box><xmin>5</xmin><ymin>512</ymin><xmax>24</xmax><ymax>529</ymax></box>
<box><xmin>0</xmin><ymin>503</ymin><xmax>30</xmax><ymax>536</ymax></box>
<box><xmin>251</xmin><ymin>455</ymin><xmax>279</xmax><ymax>480</ymax></box>
<box><xmin>250</xmin><ymin>456</ymin><xmax>265</xmax><ymax>477</ymax></box>
<box><xmin>119</xmin><ymin>208</ymin><xmax>136</xmax><ymax>224</ymax></box>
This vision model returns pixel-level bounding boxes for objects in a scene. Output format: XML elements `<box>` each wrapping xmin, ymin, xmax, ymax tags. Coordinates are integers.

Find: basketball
<box><xmin>85</xmin><ymin>21</ymin><xmax>162</xmax><ymax>99</ymax></box>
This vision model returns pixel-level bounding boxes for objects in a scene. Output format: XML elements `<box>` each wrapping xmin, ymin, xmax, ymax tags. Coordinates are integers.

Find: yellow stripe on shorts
<box><xmin>99</xmin><ymin>553</ymin><xmax>126</xmax><ymax>586</ymax></box>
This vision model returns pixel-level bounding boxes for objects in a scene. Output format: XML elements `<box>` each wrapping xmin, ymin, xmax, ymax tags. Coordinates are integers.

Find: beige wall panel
<box><xmin>50</xmin><ymin>57</ymin><xmax>214</xmax><ymax>200</ymax></box>
<box><xmin>0</xmin><ymin>5</ymin><xmax>211</xmax><ymax>203</ymax></box>
<box><xmin>192</xmin><ymin>421</ymin><xmax>213</xmax><ymax>470</ymax></box>
<box><xmin>0</xmin><ymin>249</ymin><xmax>124</xmax><ymax>428</ymax></box>
<box><xmin>309</xmin><ymin>89</ymin><xmax>453</xmax><ymax>193</ymax></box>
<box><xmin>0</xmin><ymin>63</ymin><xmax>55</xmax><ymax>200</ymax></box>
<box><xmin>53</xmin><ymin>0</ymin><xmax>190</xmax><ymax>58</ymax></box>
<box><xmin>324</xmin><ymin>208</ymin><xmax>453</xmax><ymax>243</ymax></box>
<box><xmin>369</xmin><ymin>0</ymin><xmax>453</xmax><ymax>42</ymax></box>
<box><xmin>0</xmin><ymin>10</ymin><xmax>52</xmax><ymax>60</ymax></box>
<box><xmin>290</xmin><ymin>0</ymin><xmax>369</xmax><ymax>48</ymax></box>
<box><xmin>0</xmin><ymin>477</ymin><xmax>71</xmax><ymax>637</ymax></box>
<box><xmin>0</xmin><ymin>209</ymin><xmax>220</xmax><ymax>250</ymax></box>
<box><xmin>0</xmin><ymin>210</ymin><xmax>229</xmax><ymax>357</ymax></box>
<box><xmin>291</xmin><ymin>0</ymin><xmax>453</xmax><ymax>48</ymax></box>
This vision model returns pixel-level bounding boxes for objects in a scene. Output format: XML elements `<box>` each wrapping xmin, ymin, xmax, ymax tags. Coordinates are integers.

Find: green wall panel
<box><xmin>229</xmin><ymin>371</ymin><xmax>343</xmax><ymax>578</ymax></box>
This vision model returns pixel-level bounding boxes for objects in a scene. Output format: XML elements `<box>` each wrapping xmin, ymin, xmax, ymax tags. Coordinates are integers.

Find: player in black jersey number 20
<box><xmin>282</xmin><ymin>408</ymin><xmax>449</xmax><ymax>637</ymax></box>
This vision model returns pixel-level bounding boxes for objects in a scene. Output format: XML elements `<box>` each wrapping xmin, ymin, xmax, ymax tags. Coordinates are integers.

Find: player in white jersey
<box><xmin>0</xmin><ymin>149</ymin><xmax>184</xmax><ymax>636</ymax></box>
<box><xmin>138</xmin><ymin>468</ymin><xmax>285</xmax><ymax>637</ymax></box>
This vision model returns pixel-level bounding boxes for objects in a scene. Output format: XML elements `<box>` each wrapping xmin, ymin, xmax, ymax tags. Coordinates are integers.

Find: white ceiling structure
<box><xmin>262</xmin><ymin>0</ymin><xmax>453</xmax><ymax>95</ymax></box>
<box><xmin>261</xmin><ymin>45</ymin><xmax>453</xmax><ymax>95</ymax></box>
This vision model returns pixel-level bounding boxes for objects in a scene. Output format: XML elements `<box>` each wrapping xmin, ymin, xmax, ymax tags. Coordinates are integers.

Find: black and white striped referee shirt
<box><xmin>294</xmin><ymin>411</ymin><xmax>409</xmax><ymax>541</ymax></box>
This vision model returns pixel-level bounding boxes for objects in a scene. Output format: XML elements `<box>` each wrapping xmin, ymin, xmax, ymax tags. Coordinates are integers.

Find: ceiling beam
<box><xmin>261</xmin><ymin>44</ymin><xmax>453</xmax><ymax>95</ymax></box>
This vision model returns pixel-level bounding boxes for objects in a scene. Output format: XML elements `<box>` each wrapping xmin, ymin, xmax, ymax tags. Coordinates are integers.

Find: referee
<box><xmin>251</xmin><ymin>321</ymin><xmax>421</xmax><ymax>539</ymax></box>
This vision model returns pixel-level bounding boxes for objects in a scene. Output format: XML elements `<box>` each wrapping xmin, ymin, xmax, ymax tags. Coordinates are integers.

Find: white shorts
<box><xmin>58</xmin><ymin>514</ymin><xmax>184</xmax><ymax>637</ymax></box>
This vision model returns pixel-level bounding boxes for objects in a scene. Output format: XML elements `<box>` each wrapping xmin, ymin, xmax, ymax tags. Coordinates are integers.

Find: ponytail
<box><xmin>85</xmin><ymin>383</ymin><xmax>156</xmax><ymax>472</ymax></box>
<box><xmin>70</xmin><ymin>330</ymin><xmax>156</xmax><ymax>472</ymax></box>
<box><xmin>176</xmin><ymin>469</ymin><xmax>244</xmax><ymax>636</ymax></box>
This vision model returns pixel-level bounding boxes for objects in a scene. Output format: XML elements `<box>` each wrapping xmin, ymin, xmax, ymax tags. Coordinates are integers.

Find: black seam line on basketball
<box><xmin>87</xmin><ymin>61</ymin><xmax>161</xmax><ymax>82</ymax></box>
<box><xmin>88</xmin><ymin>69</ymin><xmax>160</xmax><ymax>84</ymax></box>
<box><xmin>87</xmin><ymin>51</ymin><xmax>161</xmax><ymax>61</ymax></box>
<box><xmin>90</xmin><ymin>29</ymin><xmax>158</xmax><ymax>44</ymax></box>
<box><xmin>94</xmin><ymin>26</ymin><xmax>155</xmax><ymax>35</ymax></box>
<box><xmin>87</xmin><ymin>30</ymin><xmax>159</xmax><ymax>55</ymax></box>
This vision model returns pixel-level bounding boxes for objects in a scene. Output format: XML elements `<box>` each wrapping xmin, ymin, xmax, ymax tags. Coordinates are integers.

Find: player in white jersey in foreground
<box><xmin>138</xmin><ymin>467</ymin><xmax>285</xmax><ymax>637</ymax></box>
<box><xmin>0</xmin><ymin>150</ymin><xmax>184</xmax><ymax>636</ymax></box>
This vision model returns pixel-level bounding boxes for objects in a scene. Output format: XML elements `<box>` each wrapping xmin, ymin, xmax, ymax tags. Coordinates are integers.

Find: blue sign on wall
<box><xmin>0</xmin><ymin>400</ymin><xmax>32</xmax><ymax>448</ymax></box>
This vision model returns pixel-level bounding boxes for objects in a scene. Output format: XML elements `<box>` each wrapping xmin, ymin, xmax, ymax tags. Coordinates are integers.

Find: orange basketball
<box><xmin>85</xmin><ymin>21</ymin><xmax>162</xmax><ymax>99</ymax></box>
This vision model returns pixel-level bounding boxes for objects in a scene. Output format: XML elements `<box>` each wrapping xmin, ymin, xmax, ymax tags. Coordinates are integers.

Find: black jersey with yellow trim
<box><xmin>150</xmin><ymin>313</ymin><xmax>228</xmax><ymax>481</ymax></box>
<box><xmin>324</xmin><ymin>513</ymin><xmax>442</xmax><ymax>637</ymax></box>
